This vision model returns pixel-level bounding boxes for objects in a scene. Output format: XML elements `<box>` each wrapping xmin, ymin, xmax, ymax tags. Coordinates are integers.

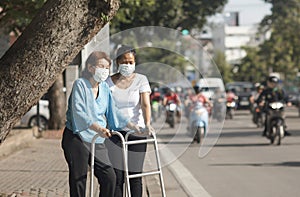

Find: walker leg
<box><xmin>153</xmin><ymin>134</ymin><xmax>166</xmax><ymax>197</ymax></box>
<box><xmin>90</xmin><ymin>134</ymin><xmax>101</xmax><ymax>197</ymax></box>
<box><xmin>112</xmin><ymin>131</ymin><xmax>166</xmax><ymax>197</ymax></box>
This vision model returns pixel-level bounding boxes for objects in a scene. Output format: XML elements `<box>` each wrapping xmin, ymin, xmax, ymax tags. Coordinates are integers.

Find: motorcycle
<box><xmin>226</xmin><ymin>99</ymin><xmax>236</xmax><ymax>119</ymax></box>
<box><xmin>151</xmin><ymin>100</ymin><xmax>160</xmax><ymax>122</ymax></box>
<box><xmin>188</xmin><ymin>101</ymin><xmax>208</xmax><ymax>144</ymax></box>
<box><xmin>184</xmin><ymin>98</ymin><xmax>193</xmax><ymax>119</ymax></box>
<box><xmin>266</xmin><ymin>101</ymin><xmax>285</xmax><ymax>145</ymax></box>
<box><xmin>252</xmin><ymin>104</ymin><xmax>264</xmax><ymax>128</ymax></box>
<box><xmin>212</xmin><ymin>97</ymin><xmax>226</xmax><ymax>122</ymax></box>
<box><xmin>165</xmin><ymin>101</ymin><xmax>177</xmax><ymax>128</ymax></box>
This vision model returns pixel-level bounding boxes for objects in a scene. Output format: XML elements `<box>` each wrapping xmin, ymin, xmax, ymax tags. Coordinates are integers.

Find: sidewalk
<box><xmin>0</xmin><ymin>129</ymin><xmax>188</xmax><ymax>197</ymax></box>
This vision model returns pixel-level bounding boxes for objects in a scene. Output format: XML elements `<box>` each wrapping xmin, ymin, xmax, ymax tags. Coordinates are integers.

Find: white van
<box><xmin>197</xmin><ymin>78</ymin><xmax>225</xmax><ymax>100</ymax></box>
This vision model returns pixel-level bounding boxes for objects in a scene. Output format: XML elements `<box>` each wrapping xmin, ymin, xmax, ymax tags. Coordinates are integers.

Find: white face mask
<box><xmin>93</xmin><ymin>67</ymin><xmax>109</xmax><ymax>82</ymax></box>
<box><xmin>119</xmin><ymin>63</ymin><xmax>135</xmax><ymax>77</ymax></box>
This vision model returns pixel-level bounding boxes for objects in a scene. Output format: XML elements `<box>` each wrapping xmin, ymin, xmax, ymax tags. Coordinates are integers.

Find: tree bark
<box><xmin>0</xmin><ymin>0</ymin><xmax>120</xmax><ymax>143</ymax></box>
<box><xmin>48</xmin><ymin>74</ymin><xmax>66</xmax><ymax>130</ymax></box>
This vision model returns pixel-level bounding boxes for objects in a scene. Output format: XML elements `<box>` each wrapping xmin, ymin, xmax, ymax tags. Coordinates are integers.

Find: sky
<box><xmin>224</xmin><ymin>0</ymin><xmax>272</xmax><ymax>25</ymax></box>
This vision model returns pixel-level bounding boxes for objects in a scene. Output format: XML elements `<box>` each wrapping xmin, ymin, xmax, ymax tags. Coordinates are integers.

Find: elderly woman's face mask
<box><xmin>93</xmin><ymin>67</ymin><xmax>109</xmax><ymax>82</ymax></box>
<box><xmin>93</xmin><ymin>59</ymin><xmax>110</xmax><ymax>82</ymax></box>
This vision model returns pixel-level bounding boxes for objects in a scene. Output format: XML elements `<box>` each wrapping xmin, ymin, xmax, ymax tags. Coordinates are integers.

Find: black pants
<box><xmin>105</xmin><ymin>131</ymin><xmax>147</xmax><ymax>197</ymax></box>
<box><xmin>61</xmin><ymin>127</ymin><xmax>116</xmax><ymax>197</ymax></box>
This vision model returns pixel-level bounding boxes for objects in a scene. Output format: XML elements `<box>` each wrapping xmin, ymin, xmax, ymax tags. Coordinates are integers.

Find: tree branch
<box><xmin>0</xmin><ymin>0</ymin><xmax>120</xmax><ymax>143</ymax></box>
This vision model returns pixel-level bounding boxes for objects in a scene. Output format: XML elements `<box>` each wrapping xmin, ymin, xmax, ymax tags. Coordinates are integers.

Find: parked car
<box><xmin>283</xmin><ymin>85</ymin><xmax>300</xmax><ymax>106</ymax></box>
<box><xmin>20</xmin><ymin>100</ymin><xmax>50</xmax><ymax>130</ymax></box>
<box><xmin>225</xmin><ymin>81</ymin><xmax>255</xmax><ymax>110</ymax></box>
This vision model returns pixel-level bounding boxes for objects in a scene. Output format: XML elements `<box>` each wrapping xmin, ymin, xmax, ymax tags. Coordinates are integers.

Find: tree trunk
<box><xmin>0</xmin><ymin>0</ymin><xmax>120</xmax><ymax>143</ymax></box>
<box><xmin>48</xmin><ymin>74</ymin><xmax>66</xmax><ymax>130</ymax></box>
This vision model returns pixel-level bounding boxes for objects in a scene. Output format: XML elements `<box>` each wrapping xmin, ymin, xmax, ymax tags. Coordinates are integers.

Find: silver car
<box><xmin>20</xmin><ymin>100</ymin><xmax>50</xmax><ymax>130</ymax></box>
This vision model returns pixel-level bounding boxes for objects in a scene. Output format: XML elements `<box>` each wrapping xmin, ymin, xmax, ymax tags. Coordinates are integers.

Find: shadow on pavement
<box><xmin>157</xmin><ymin>133</ymin><xmax>187</xmax><ymax>138</ymax></box>
<box><xmin>286</xmin><ymin>115</ymin><xmax>300</xmax><ymax>119</ymax></box>
<box><xmin>285</xmin><ymin>129</ymin><xmax>300</xmax><ymax>136</ymax></box>
<box><xmin>158</xmin><ymin>141</ymin><xmax>192</xmax><ymax>145</ymax></box>
<box><xmin>210</xmin><ymin>161</ymin><xmax>300</xmax><ymax>168</ymax></box>
<box><xmin>213</xmin><ymin>143</ymin><xmax>269</xmax><ymax>147</ymax></box>
<box><xmin>156</xmin><ymin>133</ymin><xmax>193</xmax><ymax>145</ymax></box>
<box><xmin>219</xmin><ymin>130</ymin><xmax>262</xmax><ymax>138</ymax></box>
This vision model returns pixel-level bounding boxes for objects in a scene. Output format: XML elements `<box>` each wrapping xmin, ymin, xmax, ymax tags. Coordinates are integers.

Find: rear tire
<box><xmin>269</xmin><ymin>125</ymin><xmax>276</xmax><ymax>144</ymax></box>
<box><xmin>170</xmin><ymin>116</ymin><xmax>175</xmax><ymax>128</ymax></box>
<box><xmin>195</xmin><ymin>127</ymin><xmax>205</xmax><ymax>144</ymax></box>
<box><xmin>229</xmin><ymin>111</ymin><xmax>233</xmax><ymax>119</ymax></box>
<box><xmin>270</xmin><ymin>137</ymin><xmax>274</xmax><ymax>144</ymax></box>
<box><xmin>195</xmin><ymin>128</ymin><xmax>201</xmax><ymax>143</ymax></box>
<box><xmin>276</xmin><ymin>125</ymin><xmax>284</xmax><ymax>145</ymax></box>
<box><xmin>29</xmin><ymin>116</ymin><xmax>48</xmax><ymax>130</ymax></box>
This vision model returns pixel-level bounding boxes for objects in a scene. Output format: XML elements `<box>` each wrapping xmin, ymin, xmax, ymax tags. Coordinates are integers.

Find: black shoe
<box><xmin>284</xmin><ymin>131</ymin><xmax>291</xmax><ymax>136</ymax></box>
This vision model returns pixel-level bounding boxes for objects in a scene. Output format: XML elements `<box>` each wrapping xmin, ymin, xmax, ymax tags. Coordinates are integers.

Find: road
<box><xmin>1</xmin><ymin>106</ymin><xmax>299</xmax><ymax>196</ymax></box>
<box><xmin>154</xmin><ymin>106</ymin><xmax>300</xmax><ymax>197</ymax></box>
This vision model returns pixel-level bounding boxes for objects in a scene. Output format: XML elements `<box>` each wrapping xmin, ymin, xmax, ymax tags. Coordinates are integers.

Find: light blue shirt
<box><xmin>66</xmin><ymin>78</ymin><xmax>129</xmax><ymax>143</ymax></box>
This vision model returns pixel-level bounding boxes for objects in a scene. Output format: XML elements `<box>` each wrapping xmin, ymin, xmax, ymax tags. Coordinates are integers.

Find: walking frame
<box><xmin>90</xmin><ymin>130</ymin><xmax>166</xmax><ymax>197</ymax></box>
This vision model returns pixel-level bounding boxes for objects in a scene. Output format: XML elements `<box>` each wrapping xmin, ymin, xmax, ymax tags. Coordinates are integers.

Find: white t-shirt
<box><xmin>106</xmin><ymin>73</ymin><xmax>151</xmax><ymax>130</ymax></box>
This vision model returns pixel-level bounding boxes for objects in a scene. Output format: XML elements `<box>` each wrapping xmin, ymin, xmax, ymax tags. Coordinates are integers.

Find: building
<box><xmin>224</xmin><ymin>24</ymin><xmax>259</xmax><ymax>65</ymax></box>
<box><xmin>210</xmin><ymin>11</ymin><xmax>268</xmax><ymax>66</ymax></box>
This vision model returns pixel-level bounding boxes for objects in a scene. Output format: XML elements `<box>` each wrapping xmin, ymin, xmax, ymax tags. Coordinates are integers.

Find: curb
<box><xmin>0</xmin><ymin>127</ymin><xmax>64</xmax><ymax>159</ymax></box>
<box><xmin>0</xmin><ymin>128</ymin><xmax>36</xmax><ymax>159</ymax></box>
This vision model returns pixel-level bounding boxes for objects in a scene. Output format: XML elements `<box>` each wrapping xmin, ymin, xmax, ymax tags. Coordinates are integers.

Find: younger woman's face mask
<box><xmin>93</xmin><ymin>67</ymin><xmax>109</xmax><ymax>82</ymax></box>
<box><xmin>119</xmin><ymin>63</ymin><xmax>135</xmax><ymax>77</ymax></box>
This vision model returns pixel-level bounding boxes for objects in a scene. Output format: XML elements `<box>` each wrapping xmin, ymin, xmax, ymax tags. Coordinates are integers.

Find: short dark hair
<box><xmin>116</xmin><ymin>45</ymin><xmax>136</xmax><ymax>63</ymax></box>
<box><xmin>81</xmin><ymin>51</ymin><xmax>111</xmax><ymax>79</ymax></box>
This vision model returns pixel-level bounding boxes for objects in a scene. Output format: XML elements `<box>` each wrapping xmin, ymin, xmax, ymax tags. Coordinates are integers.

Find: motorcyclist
<box><xmin>250</xmin><ymin>83</ymin><xmax>263</xmax><ymax>113</ymax></box>
<box><xmin>226</xmin><ymin>88</ymin><xmax>237</xmax><ymax>104</ymax></box>
<box><xmin>184</xmin><ymin>88</ymin><xmax>195</xmax><ymax>119</ymax></box>
<box><xmin>250</xmin><ymin>84</ymin><xmax>264</xmax><ymax>125</ymax></box>
<box><xmin>150</xmin><ymin>87</ymin><xmax>162</xmax><ymax>103</ymax></box>
<box><xmin>225</xmin><ymin>88</ymin><xmax>238</xmax><ymax>119</ymax></box>
<box><xmin>163</xmin><ymin>88</ymin><xmax>182</xmax><ymax>123</ymax></box>
<box><xmin>175</xmin><ymin>86</ymin><xmax>184</xmax><ymax>101</ymax></box>
<box><xmin>256</xmin><ymin>76</ymin><xmax>291</xmax><ymax>136</ymax></box>
<box><xmin>150</xmin><ymin>87</ymin><xmax>162</xmax><ymax>121</ymax></box>
<box><xmin>212</xmin><ymin>87</ymin><xmax>226</xmax><ymax>120</ymax></box>
<box><xmin>192</xmin><ymin>85</ymin><xmax>212</xmax><ymax>114</ymax></box>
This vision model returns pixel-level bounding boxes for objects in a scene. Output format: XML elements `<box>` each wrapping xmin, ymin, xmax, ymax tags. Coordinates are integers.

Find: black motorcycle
<box><xmin>212</xmin><ymin>97</ymin><xmax>226</xmax><ymax>122</ymax></box>
<box><xmin>226</xmin><ymin>99</ymin><xmax>236</xmax><ymax>119</ymax></box>
<box><xmin>252</xmin><ymin>104</ymin><xmax>264</xmax><ymax>128</ymax></box>
<box><xmin>165</xmin><ymin>101</ymin><xmax>176</xmax><ymax>128</ymax></box>
<box><xmin>265</xmin><ymin>101</ymin><xmax>285</xmax><ymax>145</ymax></box>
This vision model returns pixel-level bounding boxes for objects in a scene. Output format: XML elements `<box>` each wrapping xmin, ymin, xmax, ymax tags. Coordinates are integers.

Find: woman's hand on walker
<box><xmin>126</xmin><ymin>121</ymin><xmax>141</xmax><ymax>133</ymax></box>
<box><xmin>98</xmin><ymin>127</ymin><xmax>111</xmax><ymax>138</ymax></box>
<box><xmin>145</xmin><ymin>124</ymin><xmax>155</xmax><ymax>136</ymax></box>
<box><xmin>90</xmin><ymin>123</ymin><xmax>111</xmax><ymax>138</ymax></box>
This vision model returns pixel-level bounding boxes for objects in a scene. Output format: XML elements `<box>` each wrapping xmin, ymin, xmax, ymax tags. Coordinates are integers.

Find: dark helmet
<box><xmin>268</xmin><ymin>76</ymin><xmax>279</xmax><ymax>83</ymax></box>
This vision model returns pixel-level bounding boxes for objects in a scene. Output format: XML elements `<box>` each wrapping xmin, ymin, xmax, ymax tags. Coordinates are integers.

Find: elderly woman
<box><xmin>61</xmin><ymin>51</ymin><xmax>139</xmax><ymax>197</ymax></box>
<box><xmin>105</xmin><ymin>45</ymin><xmax>154</xmax><ymax>197</ymax></box>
